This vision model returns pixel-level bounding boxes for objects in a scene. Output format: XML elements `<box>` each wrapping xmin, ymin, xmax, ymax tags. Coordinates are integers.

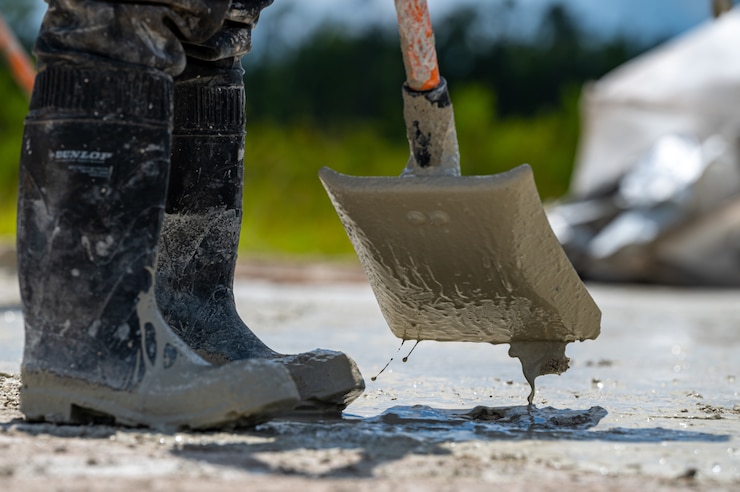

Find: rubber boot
<box><xmin>17</xmin><ymin>56</ymin><xmax>300</xmax><ymax>430</ymax></box>
<box><xmin>156</xmin><ymin>57</ymin><xmax>365</xmax><ymax>412</ymax></box>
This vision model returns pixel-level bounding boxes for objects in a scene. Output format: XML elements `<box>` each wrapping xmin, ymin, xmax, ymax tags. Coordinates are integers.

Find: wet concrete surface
<box><xmin>0</xmin><ymin>264</ymin><xmax>739</xmax><ymax>490</ymax></box>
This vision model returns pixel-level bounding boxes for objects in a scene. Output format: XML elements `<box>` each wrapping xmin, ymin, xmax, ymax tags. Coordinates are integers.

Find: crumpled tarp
<box><xmin>549</xmin><ymin>8</ymin><xmax>740</xmax><ymax>286</ymax></box>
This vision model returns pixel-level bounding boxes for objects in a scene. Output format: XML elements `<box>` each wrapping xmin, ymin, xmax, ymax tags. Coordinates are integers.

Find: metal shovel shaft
<box><xmin>395</xmin><ymin>0</ymin><xmax>460</xmax><ymax>177</ymax></box>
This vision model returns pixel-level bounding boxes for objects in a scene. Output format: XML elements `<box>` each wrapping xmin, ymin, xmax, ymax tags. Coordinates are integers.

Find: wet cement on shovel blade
<box><xmin>319</xmin><ymin>166</ymin><xmax>601</xmax><ymax>403</ymax></box>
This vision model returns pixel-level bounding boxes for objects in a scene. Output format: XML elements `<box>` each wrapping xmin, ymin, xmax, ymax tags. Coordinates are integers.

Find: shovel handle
<box><xmin>394</xmin><ymin>0</ymin><xmax>441</xmax><ymax>91</ymax></box>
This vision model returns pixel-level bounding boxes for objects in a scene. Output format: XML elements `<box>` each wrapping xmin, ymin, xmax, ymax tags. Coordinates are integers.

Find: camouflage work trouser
<box><xmin>35</xmin><ymin>0</ymin><xmax>274</xmax><ymax>74</ymax></box>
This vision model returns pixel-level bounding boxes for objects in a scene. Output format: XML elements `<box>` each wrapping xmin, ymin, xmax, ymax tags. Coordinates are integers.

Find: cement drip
<box><xmin>508</xmin><ymin>341</ymin><xmax>570</xmax><ymax>405</ymax></box>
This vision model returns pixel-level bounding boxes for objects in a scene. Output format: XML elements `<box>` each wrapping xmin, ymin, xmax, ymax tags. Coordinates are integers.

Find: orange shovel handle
<box><xmin>394</xmin><ymin>0</ymin><xmax>441</xmax><ymax>92</ymax></box>
<box><xmin>0</xmin><ymin>15</ymin><xmax>36</xmax><ymax>97</ymax></box>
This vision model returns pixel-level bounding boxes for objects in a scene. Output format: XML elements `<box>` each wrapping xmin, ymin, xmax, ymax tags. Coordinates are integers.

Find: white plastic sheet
<box><xmin>551</xmin><ymin>8</ymin><xmax>740</xmax><ymax>285</ymax></box>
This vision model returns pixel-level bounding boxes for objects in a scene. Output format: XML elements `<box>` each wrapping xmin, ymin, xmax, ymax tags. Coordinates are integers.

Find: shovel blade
<box><xmin>320</xmin><ymin>164</ymin><xmax>600</xmax><ymax>344</ymax></box>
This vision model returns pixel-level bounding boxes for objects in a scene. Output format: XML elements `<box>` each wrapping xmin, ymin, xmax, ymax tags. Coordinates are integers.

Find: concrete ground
<box><xmin>0</xmin><ymin>261</ymin><xmax>738</xmax><ymax>491</ymax></box>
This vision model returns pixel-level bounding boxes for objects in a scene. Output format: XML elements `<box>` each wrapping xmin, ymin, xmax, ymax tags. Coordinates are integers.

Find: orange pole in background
<box><xmin>0</xmin><ymin>14</ymin><xmax>35</xmax><ymax>96</ymax></box>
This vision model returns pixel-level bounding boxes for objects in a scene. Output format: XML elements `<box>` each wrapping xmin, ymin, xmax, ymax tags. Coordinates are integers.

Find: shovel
<box><xmin>319</xmin><ymin>0</ymin><xmax>600</xmax><ymax>402</ymax></box>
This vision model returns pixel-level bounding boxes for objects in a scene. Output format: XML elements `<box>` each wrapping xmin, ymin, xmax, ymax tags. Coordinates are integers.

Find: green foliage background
<box><xmin>0</xmin><ymin>69</ymin><xmax>25</xmax><ymax>235</ymax></box>
<box><xmin>0</xmin><ymin>2</ymin><xmax>650</xmax><ymax>256</ymax></box>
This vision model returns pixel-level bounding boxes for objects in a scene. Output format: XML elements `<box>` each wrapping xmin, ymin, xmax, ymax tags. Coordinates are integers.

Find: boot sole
<box><xmin>20</xmin><ymin>365</ymin><xmax>299</xmax><ymax>431</ymax></box>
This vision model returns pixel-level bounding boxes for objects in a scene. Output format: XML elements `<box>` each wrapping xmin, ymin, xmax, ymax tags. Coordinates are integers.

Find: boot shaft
<box><xmin>158</xmin><ymin>59</ymin><xmax>246</xmax><ymax>300</ymax></box>
<box><xmin>168</xmin><ymin>57</ymin><xmax>246</xmax><ymax>214</ymax></box>
<box><xmin>155</xmin><ymin>58</ymin><xmax>255</xmax><ymax>353</ymax></box>
<box><xmin>18</xmin><ymin>57</ymin><xmax>174</xmax><ymax>388</ymax></box>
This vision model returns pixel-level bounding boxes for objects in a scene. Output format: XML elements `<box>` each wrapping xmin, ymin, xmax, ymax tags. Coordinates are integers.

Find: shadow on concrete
<box><xmin>0</xmin><ymin>418</ymin><xmax>118</xmax><ymax>440</ymax></box>
<box><xmin>1</xmin><ymin>402</ymin><xmax>729</xmax><ymax>479</ymax></box>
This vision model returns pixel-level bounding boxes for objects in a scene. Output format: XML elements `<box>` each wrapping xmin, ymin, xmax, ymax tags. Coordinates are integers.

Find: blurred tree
<box><xmin>244</xmin><ymin>23</ymin><xmax>405</xmax><ymax>139</ymax></box>
<box><xmin>0</xmin><ymin>0</ymin><xmax>37</xmax><ymax>236</ymax></box>
<box><xmin>245</xmin><ymin>2</ymin><xmax>646</xmax><ymax>127</ymax></box>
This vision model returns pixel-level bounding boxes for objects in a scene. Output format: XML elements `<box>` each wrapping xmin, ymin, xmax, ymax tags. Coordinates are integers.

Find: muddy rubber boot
<box><xmin>17</xmin><ymin>56</ymin><xmax>300</xmax><ymax>430</ymax></box>
<box><xmin>156</xmin><ymin>57</ymin><xmax>365</xmax><ymax>412</ymax></box>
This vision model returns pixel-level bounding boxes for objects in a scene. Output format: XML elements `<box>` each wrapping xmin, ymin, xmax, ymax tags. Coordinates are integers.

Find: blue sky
<box><xmin>18</xmin><ymin>0</ymin><xmax>730</xmax><ymax>46</ymax></box>
<box><xmin>260</xmin><ymin>0</ymin><xmax>724</xmax><ymax>42</ymax></box>
<box><xmin>238</xmin><ymin>0</ymin><xmax>729</xmax><ymax>61</ymax></box>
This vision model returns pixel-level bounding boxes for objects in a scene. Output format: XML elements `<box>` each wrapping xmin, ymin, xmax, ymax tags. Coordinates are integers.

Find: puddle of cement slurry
<box><xmin>259</xmin><ymin>402</ymin><xmax>727</xmax><ymax>447</ymax></box>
